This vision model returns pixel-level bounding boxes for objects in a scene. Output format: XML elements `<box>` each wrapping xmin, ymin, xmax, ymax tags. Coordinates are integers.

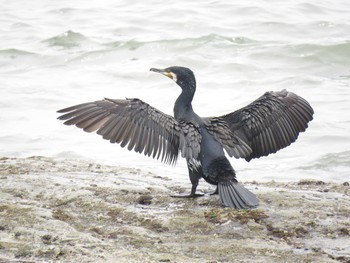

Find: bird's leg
<box><xmin>170</xmin><ymin>180</ymin><xmax>205</xmax><ymax>198</ymax></box>
<box><xmin>171</xmin><ymin>168</ymin><xmax>205</xmax><ymax>198</ymax></box>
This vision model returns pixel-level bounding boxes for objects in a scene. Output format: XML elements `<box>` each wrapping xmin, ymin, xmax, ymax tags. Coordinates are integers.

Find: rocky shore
<box><xmin>0</xmin><ymin>156</ymin><xmax>349</xmax><ymax>262</ymax></box>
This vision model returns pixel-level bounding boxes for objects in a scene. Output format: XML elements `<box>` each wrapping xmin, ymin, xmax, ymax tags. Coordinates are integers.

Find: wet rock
<box><xmin>41</xmin><ymin>234</ymin><xmax>53</xmax><ymax>244</ymax></box>
<box><xmin>0</xmin><ymin>157</ymin><xmax>349</xmax><ymax>262</ymax></box>
<box><xmin>298</xmin><ymin>179</ymin><xmax>326</xmax><ymax>185</ymax></box>
<box><xmin>339</xmin><ymin>227</ymin><xmax>350</xmax><ymax>236</ymax></box>
<box><xmin>137</xmin><ymin>194</ymin><xmax>153</xmax><ymax>205</ymax></box>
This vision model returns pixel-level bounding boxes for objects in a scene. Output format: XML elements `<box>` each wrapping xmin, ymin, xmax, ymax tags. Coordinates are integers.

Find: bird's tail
<box><xmin>218</xmin><ymin>180</ymin><xmax>259</xmax><ymax>209</ymax></box>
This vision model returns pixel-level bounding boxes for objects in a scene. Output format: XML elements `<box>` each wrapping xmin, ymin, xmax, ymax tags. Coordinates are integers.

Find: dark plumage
<box><xmin>57</xmin><ymin>66</ymin><xmax>314</xmax><ymax>209</ymax></box>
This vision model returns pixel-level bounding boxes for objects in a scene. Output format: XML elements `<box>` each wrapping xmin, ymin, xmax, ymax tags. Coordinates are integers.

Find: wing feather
<box><xmin>204</xmin><ymin>118</ymin><xmax>252</xmax><ymax>159</ymax></box>
<box><xmin>57</xmin><ymin>98</ymin><xmax>197</xmax><ymax>165</ymax></box>
<box><xmin>219</xmin><ymin>89</ymin><xmax>314</xmax><ymax>161</ymax></box>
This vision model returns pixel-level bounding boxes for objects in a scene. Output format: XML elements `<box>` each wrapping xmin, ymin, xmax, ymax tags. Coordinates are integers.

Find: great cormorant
<box><xmin>57</xmin><ymin>66</ymin><xmax>314</xmax><ymax>209</ymax></box>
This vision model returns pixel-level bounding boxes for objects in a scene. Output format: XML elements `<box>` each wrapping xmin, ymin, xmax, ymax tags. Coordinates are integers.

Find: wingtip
<box><xmin>56</xmin><ymin>108</ymin><xmax>66</xmax><ymax>114</ymax></box>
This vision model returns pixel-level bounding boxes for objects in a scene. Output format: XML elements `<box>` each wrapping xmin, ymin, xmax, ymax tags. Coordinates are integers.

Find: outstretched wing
<box><xmin>204</xmin><ymin>117</ymin><xmax>252</xmax><ymax>159</ymax></box>
<box><xmin>57</xmin><ymin>98</ymin><xmax>200</xmax><ymax>165</ymax></box>
<box><xmin>219</xmin><ymin>89</ymin><xmax>314</xmax><ymax>161</ymax></box>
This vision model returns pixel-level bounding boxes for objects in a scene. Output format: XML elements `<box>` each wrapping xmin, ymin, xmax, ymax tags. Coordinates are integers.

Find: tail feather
<box><xmin>218</xmin><ymin>181</ymin><xmax>259</xmax><ymax>209</ymax></box>
<box><xmin>225</xmin><ymin>183</ymin><xmax>246</xmax><ymax>208</ymax></box>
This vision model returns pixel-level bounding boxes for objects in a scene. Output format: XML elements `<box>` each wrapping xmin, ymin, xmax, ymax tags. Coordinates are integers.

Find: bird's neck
<box><xmin>174</xmin><ymin>81</ymin><xmax>196</xmax><ymax>121</ymax></box>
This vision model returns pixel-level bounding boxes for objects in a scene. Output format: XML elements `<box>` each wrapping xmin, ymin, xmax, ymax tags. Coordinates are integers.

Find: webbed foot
<box><xmin>171</xmin><ymin>193</ymin><xmax>205</xmax><ymax>198</ymax></box>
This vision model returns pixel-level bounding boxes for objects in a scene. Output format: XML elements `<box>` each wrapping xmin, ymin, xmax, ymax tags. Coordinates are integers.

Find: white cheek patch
<box><xmin>169</xmin><ymin>72</ymin><xmax>177</xmax><ymax>82</ymax></box>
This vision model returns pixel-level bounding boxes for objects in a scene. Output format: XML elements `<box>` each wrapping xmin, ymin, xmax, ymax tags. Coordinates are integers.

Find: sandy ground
<box><xmin>0</xmin><ymin>156</ymin><xmax>349</xmax><ymax>263</ymax></box>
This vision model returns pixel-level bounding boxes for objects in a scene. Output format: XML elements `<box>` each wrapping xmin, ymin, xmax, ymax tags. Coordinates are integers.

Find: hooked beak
<box><xmin>150</xmin><ymin>67</ymin><xmax>177</xmax><ymax>82</ymax></box>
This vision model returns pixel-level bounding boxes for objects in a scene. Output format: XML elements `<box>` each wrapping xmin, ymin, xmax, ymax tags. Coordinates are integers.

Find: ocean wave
<box><xmin>247</xmin><ymin>41</ymin><xmax>350</xmax><ymax>67</ymax></box>
<box><xmin>66</xmin><ymin>34</ymin><xmax>350</xmax><ymax>70</ymax></box>
<box><xmin>42</xmin><ymin>30</ymin><xmax>92</xmax><ymax>48</ymax></box>
<box><xmin>0</xmin><ymin>48</ymin><xmax>62</xmax><ymax>71</ymax></box>
<box><xmin>298</xmin><ymin>151</ymin><xmax>350</xmax><ymax>171</ymax></box>
<box><xmin>291</xmin><ymin>42</ymin><xmax>350</xmax><ymax>64</ymax></box>
<box><xmin>68</xmin><ymin>33</ymin><xmax>259</xmax><ymax>63</ymax></box>
<box><xmin>105</xmin><ymin>33</ymin><xmax>258</xmax><ymax>51</ymax></box>
<box><xmin>104</xmin><ymin>35</ymin><xmax>349</xmax><ymax>59</ymax></box>
<box><xmin>0</xmin><ymin>49</ymin><xmax>42</xmax><ymax>70</ymax></box>
<box><xmin>0</xmin><ymin>48</ymin><xmax>38</xmax><ymax>58</ymax></box>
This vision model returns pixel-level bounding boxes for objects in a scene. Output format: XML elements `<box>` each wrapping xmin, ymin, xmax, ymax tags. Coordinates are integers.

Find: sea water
<box><xmin>1</xmin><ymin>0</ymin><xmax>349</xmax><ymax>183</ymax></box>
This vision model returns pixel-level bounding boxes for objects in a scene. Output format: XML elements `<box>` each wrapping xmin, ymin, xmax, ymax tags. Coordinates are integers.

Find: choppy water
<box><xmin>1</xmin><ymin>0</ymin><xmax>349</xmax><ymax>183</ymax></box>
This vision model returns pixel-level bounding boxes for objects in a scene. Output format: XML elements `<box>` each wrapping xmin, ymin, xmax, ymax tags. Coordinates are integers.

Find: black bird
<box><xmin>57</xmin><ymin>66</ymin><xmax>314</xmax><ymax>209</ymax></box>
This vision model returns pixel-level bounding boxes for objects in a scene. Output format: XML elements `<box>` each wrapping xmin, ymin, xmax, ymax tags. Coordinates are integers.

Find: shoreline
<box><xmin>0</xmin><ymin>156</ymin><xmax>349</xmax><ymax>262</ymax></box>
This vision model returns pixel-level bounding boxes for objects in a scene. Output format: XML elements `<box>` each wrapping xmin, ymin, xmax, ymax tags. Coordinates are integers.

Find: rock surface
<box><xmin>0</xmin><ymin>156</ymin><xmax>349</xmax><ymax>262</ymax></box>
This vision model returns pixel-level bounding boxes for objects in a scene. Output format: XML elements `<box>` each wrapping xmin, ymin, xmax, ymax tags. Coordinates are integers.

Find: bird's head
<box><xmin>150</xmin><ymin>66</ymin><xmax>196</xmax><ymax>92</ymax></box>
